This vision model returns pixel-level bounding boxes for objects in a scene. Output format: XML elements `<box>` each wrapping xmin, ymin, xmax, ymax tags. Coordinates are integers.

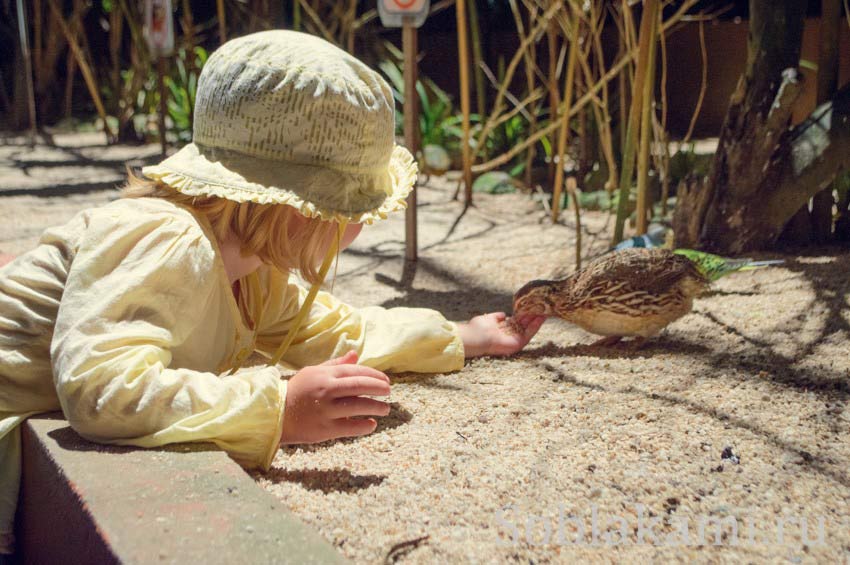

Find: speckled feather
<box><xmin>514</xmin><ymin>248</ymin><xmax>710</xmax><ymax>338</ymax></box>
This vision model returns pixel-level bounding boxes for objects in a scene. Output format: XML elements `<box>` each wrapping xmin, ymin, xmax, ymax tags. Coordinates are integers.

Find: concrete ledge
<box><xmin>16</xmin><ymin>414</ymin><xmax>344</xmax><ymax>564</ymax></box>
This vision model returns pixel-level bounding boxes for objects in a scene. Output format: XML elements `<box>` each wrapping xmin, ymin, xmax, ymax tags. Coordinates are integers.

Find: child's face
<box><xmin>289</xmin><ymin>212</ymin><xmax>363</xmax><ymax>266</ymax></box>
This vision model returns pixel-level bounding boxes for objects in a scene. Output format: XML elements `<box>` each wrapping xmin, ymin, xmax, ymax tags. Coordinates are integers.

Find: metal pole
<box><xmin>16</xmin><ymin>0</ymin><xmax>38</xmax><ymax>142</ymax></box>
<box><xmin>403</xmin><ymin>17</ymin><xmax>418</xmax><ymax>262</ymax></box>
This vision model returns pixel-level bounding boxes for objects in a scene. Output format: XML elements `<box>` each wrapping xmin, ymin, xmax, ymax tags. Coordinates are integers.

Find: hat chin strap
<box><xmin>268</xmin><ymin>220</ymin><xmax>348</xmax><ymax>367</ymax></box>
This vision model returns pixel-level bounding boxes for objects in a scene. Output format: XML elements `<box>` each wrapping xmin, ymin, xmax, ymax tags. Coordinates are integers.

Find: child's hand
<box><xmin>280</xmin><ymin>351</ymin><xmax>391</xmax><ymax>445</ymax></box>
<box><xmin>458</xmin><ymin>312</ymin><xmax>545</xmax><ymax>358</ymax></box>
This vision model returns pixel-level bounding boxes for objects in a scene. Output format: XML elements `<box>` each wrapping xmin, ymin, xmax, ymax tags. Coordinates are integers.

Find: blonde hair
<box><xmin>121</xmin><ymin>171</ymin><xmax>338</xmax><ymax>285</ymax></box>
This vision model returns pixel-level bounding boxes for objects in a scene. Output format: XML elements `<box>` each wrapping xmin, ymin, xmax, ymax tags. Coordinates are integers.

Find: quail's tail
<box><xmin>673</xmin><ymin>249</ymin><xmax>784</xmax><ymax>282</ymax></box>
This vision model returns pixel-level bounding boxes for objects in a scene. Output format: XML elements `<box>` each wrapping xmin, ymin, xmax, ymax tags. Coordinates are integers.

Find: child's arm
<box><xmin>253</xmin><ymin>270</ymin><xmax>545</xmax><ymax>370</ymax></box>
<box><xmin>254</xmin><ymin>269</ymin><xmax>465</xmax><ymax>372</ymax></box>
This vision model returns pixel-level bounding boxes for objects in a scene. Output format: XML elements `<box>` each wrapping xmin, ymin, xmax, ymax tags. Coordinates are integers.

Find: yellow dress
<box><xmin>0</xmin><ymin>197</ymin><xmax>464</xmax><ymax>552</ymax></box>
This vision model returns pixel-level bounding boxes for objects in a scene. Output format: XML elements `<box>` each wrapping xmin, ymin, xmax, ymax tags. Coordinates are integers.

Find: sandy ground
<box><xmin>248</xmin><ymin>177</ymin><xmax>850</xmax><ymax>563</ymax></box>
<box><xmin>2</xmin><ymin>135</ymin><xmax>849</xmax><ymax>563</ymax></box>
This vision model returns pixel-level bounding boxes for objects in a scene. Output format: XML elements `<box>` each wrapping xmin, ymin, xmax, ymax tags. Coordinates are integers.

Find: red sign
<box><xmin>378</xmin><ymin>0</ymin><xmax>429</xmax><ymax>27</ymax></box>
<box><xmin>145</xmin><ymin>0</ymin><xmax>174</xmax><ymax>56</ymax></box>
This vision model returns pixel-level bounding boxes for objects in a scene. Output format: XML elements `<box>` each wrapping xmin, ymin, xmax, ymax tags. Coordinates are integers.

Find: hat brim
<box><xmin>141</xmin><ymin>142</ymin><xmax>417</xmax><ymax>224</ymax></box>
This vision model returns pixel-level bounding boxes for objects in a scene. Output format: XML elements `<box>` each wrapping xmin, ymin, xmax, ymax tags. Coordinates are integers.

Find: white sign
<box><xmin>378</xmin><ymin>0</ymin><xmax>430</xmax><ymax>28</ymax></box>
<box><xmin>144</xmin><ymin>0</ymin><xmax>174</xmax><ymax>57</ymax></box>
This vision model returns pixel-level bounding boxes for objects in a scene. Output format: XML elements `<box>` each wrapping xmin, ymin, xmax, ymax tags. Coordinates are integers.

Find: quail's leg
<box><xmin>590</xmin><ymin>335</ymin><xmax>622</xmax><ymax>347</ymax></box>
<box><xmin>625</xmin><ymin>337</ymin><xmax>648</xmax><ymax>350</ymax></box>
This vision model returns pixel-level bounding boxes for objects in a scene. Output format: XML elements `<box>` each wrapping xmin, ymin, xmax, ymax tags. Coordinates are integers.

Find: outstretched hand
<box><xmin>458</xmin><ymin>312</ymin><xmax>545</xmax><ymax>358</ymax></box>
<box><xmin>280</xmin><ymin>351</ymin><xmax>391</xmax><ymax>445</ymax></box>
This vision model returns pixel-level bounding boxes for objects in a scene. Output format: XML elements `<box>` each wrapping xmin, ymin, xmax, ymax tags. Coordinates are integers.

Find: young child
<box><xmin>0</xmin><ymin>30</ymin><xmax>544</xmax><ymax>554</ymax></box>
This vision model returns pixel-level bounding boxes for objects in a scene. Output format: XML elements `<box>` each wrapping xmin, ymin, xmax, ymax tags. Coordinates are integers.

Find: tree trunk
<box><xmin>673</xmin><ymin>0</ymin><xmax>850</xmax><ymax>253</ymax></box>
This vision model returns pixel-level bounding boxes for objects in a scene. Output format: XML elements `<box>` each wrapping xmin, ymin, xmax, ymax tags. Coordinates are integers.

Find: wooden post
<box><xmin>612</xmin><ymin>0</ymin><xmax>658</xmax><ymax>245</ymax></box>
<box><xmin>456</xmin><ymin>0</ymin><xmax>473</xmax><ymax>203</ymax></box>
<box><xmin>635</xmin><ymin>7</ymin><xmax>659</xmax><ymax>235</ymax></box>
<box><xmin>157</xmin><ymin>57</ymin><xmax>168</xmax><ymax>158</ymax></box>
<box><xmin>16</xmin><ymin>0</ymin><xmax>38</xmax><ymax>141</ymax></box>
<box><xmin>403</xmin><ymin>18</ymin><xmax>418</xmax><ymax>262</ymax></box>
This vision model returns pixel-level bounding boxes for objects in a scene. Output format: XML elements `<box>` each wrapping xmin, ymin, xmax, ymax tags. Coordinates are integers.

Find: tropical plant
<box><xmin>164</xmin><ymin>46</ymin><xmax>208</xmax><ymax>143</ymax></box>
<box><xmin>378</xmin><ymin>56</ymin><xmax>472</xmax><ymax>159</ymax></box>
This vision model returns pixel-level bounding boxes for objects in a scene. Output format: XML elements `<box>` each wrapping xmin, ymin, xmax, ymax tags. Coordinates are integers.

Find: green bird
<box><xmin>671</xmin><ymin>249</ymin><xmax>784</xmax><ymax>282</ymax></box>
<box><xmin>512</xmin><ymin>248</ymin><xmax>783</xmax><ymax>347</ymax></box>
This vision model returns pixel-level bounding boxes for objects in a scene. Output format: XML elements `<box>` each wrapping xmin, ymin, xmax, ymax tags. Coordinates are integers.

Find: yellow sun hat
<box><xmin>142</xmin><ymin>29</ymin><xmax>417</xmax><ymax>224</ymax></box>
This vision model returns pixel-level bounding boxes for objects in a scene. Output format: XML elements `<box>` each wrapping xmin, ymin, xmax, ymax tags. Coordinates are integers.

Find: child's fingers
<box><xmin>513</xmin><ymin>314</ymin><xmax>533</xmax><ymax>327</ymax></box>
<box><xmin>330</xmin><ymin>397</ymin><xmax>390</xmax><ymax>419</ymax></box>
<box><xmin>330</xmin><ymin>364</ymin><xmax>390</xmax><ymax>384</ymax></box>
<box><xmin>522</xmin><ymin>316</ymin><xmax>546</xmax><ymax>337</ymax></box>
<box><xmin>334</xmin><ymin>417</ymin><xmax>378</xmax><ymax>438</ymax></box>
<box><xmin>331</xmin><ymin>376</ymin><xmax>391</xmax><ymax>398</ymax></box>
<box><xmin>320</xmin><ymin>350</ymin><xmax>359</xmax><ymax>366</ymax></box>
<box><xmin>491</xmin><ymin>312</ymin><xmax>507</xmax><ymax>322</ymax></box>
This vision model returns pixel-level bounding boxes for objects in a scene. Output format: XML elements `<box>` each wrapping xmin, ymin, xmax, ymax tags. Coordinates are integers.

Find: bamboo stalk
<box><xmin>471</xmin><ymin>0</ymin><xmax>694</xmax><ymax>176</ymax></box>
<box><xmin>547</xmin><ymin>19</ymin><xmax>560</xmax><ymax>183</ymax></box>
<box><xmin>64</xmin><ymin>42</ymin><xmax>76</xmax><ymax>117</ymax></box>
<box><xmin>218</xmin><ymin>0</ymin><xmax>227</xmax><ymax>42</ymax></box>
<box><xmin>157</xmin><ymin>57</ymin><xmax>168</xmax><ymax>158</ymax></box>
<box><xmin>567</xmin><ymin>176</ymin><xmax>582</xmax><ymax>269</ymax></box>
<box><xmin>296</xmin><ymin>0</ymin><xmax>334</xmax><ymax>44</ymax></box>
<box><xmin>16</xmin><ymin>0</ymin><xmax>38</xmax><ymax>138</ymax></box>
<box><xmin>473</xmin><ymin>1</ymin><xmax>563</xmax><ymax>162</ymax></box>
<box><xmin>655</xmin><ymin>19</ymin><xmax>671</xmax><ymax>217</ymax></box>
<box><xmin>578</xmin><ymin>76</ymin><xmax>588</xmax><ymax>176</ymax></box>
<box><xmin>345</xmin><ymin>0</ymin><xmax>357</xmax><ymax>53</ymax></box>
<box><xmin>613</xmin><ymin>0</ymin><xmax>659</xmax><ymax>244</ymax></box>
<box><xmin>109</xmin><ymin>4</ymin><xmax>123</xmax><ymax>105</ymax></box>
<box><xmin>588</xmin><ymin>0</ymin><xmax>617</xmax><ymax>192</ymax></box>
<box><xmin>40</xmin><ymin>3</ymin><xmax>67</xmax><ymax>96</ymax></box>
<box><xmin>48</xmin><ymin>0</ymin><xmax>113</xmax><ymax>140</ymax></box>
<box><xmin>293</xmin><ymin>0</ymin><xmax>301</xmax><ymax>31</ymax></box>
<box><xmin>33</xmin><ymin>0</ymin><xmax>42</xmax><ymax>92</ymax></box>
<box><xmin>551</xmin><ymin>8</ymin><xmax>580</xmax><ymax>223</ymax></box>
<box><xmin>473</xmin><ymin>50</ymin><xmax>631</xmax><ymax>174</ymax></box>
<box><xmin>509</xmin><ymin>0</ymin><xmax>539</xmax><ymax>187</ymax></box>
<box><xmin>652</xmin><ymin>112</ymin><xmax>672</xmax><ymax>217</ymax></box>
<box><xmin>117</xmin><ymin>0</ymin><xmax>152</xmax><ymax>134</ymax></box>
<box><xmin>457</xmin><ymin>0</ymin><xmax>474</xmax><ymax>202</ymax></box>
<box><xmin>636</xmin><ymin>6</ymin><xmax>659</xmax><ymax>235</ymax></box>
<box><xmin>616</xmin><ymin>32</ymin><xmax>628</xmax><ymax>156</ymax></box>
<box><xmin>468</xmin><ymin>0</ymin><xmax>486</xmax><ymax>117</ymax></box>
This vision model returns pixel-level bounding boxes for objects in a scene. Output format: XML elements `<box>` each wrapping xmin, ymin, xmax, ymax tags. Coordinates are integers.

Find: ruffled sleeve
<box><xmin>51</xmin><ymin>208</ymin><xmax>285</xmax><ymax>470</ymax></box>
<box><xmin>253</xmin><ymin>267</ymin><xmax>465</xmax><ymax>373</ymax></box>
